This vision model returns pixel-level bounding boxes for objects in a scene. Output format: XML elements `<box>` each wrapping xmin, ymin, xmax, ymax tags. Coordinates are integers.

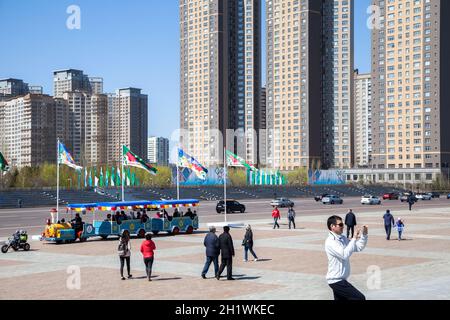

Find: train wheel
<box><xmin>100</xmin><ymin>235</ymin><xmax>108</xmax><ymax>240</ymax></box>
<box><xmin>186</xmin><ymin>226</ymin><xmax>194</xmax><ymax>234</ymax></box>
<box><xmin>137</xmin><ymin>229</ymin><xmax>146</xmax><ymax>238</ymax></box>
<box><xmin>172</xmin><ymin>227</ymin><xmax>180</xmax><ymax>236</ymax></box>
<box><xmin>79</xmin><ymin>237</ymin><xmax>87</xmax><ymax>243</ymax></box>
<box><xmin>152</xmin><ymin>230</ymin><xmax>159</xmax><ymax>235</ymax></box>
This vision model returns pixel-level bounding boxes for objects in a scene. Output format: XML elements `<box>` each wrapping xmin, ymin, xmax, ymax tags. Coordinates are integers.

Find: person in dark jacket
<box><xmin>217</xmin><ymin>226</ymin><xmax>235</xmax><ymax>280</ymax></box>
<box><xmin>345</xmin><ymin>209</ymin><xmax>357</xmax><ymax>239</ymax></box>
<box><xmin>383</xmin><ymin>210</ymin><xmax>395</xmax><ymax>240</ymax></box>
<box><xmin>407</xmin><ymin>195</ymin><xmax>416</xmax><ymax>211</ymax></box>
<box><xmin>201</xmin><ymin>226</ymin><xmax>220</xmax><ymax>279</ymax></box>
<box><xmin>243</xmin><ymin>224</ymin><xmax>259</xmax><ymax>262</ymax></box>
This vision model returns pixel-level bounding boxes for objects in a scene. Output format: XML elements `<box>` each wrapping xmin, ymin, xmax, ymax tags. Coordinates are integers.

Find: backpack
<box><xmin>118</xmin><ymin>241</ymin><xmax>127</xmax><ymax>256</ymax></box>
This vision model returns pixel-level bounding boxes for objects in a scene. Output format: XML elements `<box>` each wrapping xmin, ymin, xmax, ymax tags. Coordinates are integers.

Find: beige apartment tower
<box><xmin>107</xmin><ymin>88</ymin><xmax>148</xmax><ymax>165</ymax></box>
<box><xmin>266</xmin><ymin>0</ymin><xmax>323</xmax><ymax>170</ymax></box>
<box><xmin>371</xmin><ymin>0</ymin><xmax>450</xmax><ymax>171</ymax></box>
<box><xmin>179</xmin><ymin>0</ymin><xmax>261</xmax><ymax>167</ymax></box>
<box><xmin>1</xmin><ymin>94</ymin><xmax>56</xmax><ymax>167</ymax></box>
<box><xmin>354</xmin><ymin>71</ymin><xmax>372</xmax><ymax>167</ymax></box>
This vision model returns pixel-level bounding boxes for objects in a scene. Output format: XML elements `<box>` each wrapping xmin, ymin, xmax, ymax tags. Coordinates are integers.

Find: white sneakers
<box><xmin>254</xmin><ymin>258</ymin><xmax>259</xmax><ymax>261</ymax></box>
<box><xmin>243</xmin><ymin>259</ymin><xmax>248</xmax><ymax>262</ymax></box>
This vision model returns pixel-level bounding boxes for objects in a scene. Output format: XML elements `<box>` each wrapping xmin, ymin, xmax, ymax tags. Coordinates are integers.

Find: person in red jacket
<box><xmin>140</xmin><ymin>233</ymin><xmax>156</xmax><ymax>281</ymax></box>
<box><xmin>272</xmin><ymin>206</ymin><xmax>281</xmax><ymax>229</ymax></box>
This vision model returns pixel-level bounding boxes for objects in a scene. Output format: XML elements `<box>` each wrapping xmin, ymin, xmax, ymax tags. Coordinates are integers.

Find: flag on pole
<box><xmin>122</xmin><ymin>145</ymin><xmax>157</xmax><ymax>175</ymax></box>
<box><xmin>111</xmin><ymin>167</ymin><xmax>115</xmax><ymax>187</ymax></box>
<box><xmin>226</xmin><ymin>150</ymin><xmax>257</xmax><ymax>171</ymax></box>
<box><xmin>88</xmin><ymin>168</ymin><xmax>93</xmax><ymax>187</ymax></box>
<box><xmin>178</xmin><ymin>148</ymin><xmax>208</xmax><ymax>180</ymax></box>
<box><xmin>105</xmin><ymin>168</ymin><xmax>110</xmax><ymax>187</ymax></box>
<box><xmin>0</xmin><ymin>152</ymin><xmax>9</xmax><ymax>172</ymax></box>
<box><xmin>99</xmin><ymin>167</ymin><xmax>104</xmax><ymax>187</ymax></box>
<box><xmin>84</xmin><ymin>168</ymin><xmax>88</xmax><ymax>188</ymax></box>
<box><xmin>58</xmin><ymin>141</ymin><xmax>82</xmax><ymax>170</ymax></box>
<box><xmin>116</xmin><ymin>167</ymin><xmax>121</xmax><ymax>186</ymax></box>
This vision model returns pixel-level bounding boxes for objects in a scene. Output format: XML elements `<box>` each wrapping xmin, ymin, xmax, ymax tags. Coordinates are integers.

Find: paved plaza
<box><xmin>1</xmin><ymin>204</ymin><xmax>450</xmax><ymax>300</ymax></box>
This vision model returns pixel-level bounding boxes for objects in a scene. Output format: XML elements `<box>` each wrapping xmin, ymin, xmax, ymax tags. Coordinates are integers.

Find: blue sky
<box><xmin>0</xmin><ymin>0</ymin><xmax>372</xmax><ymax>140</ymax></box>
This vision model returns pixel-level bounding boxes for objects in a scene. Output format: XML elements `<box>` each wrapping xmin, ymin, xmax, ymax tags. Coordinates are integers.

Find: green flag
<box><xmin>0</xmin><ymin>152</ymin><xmax>9</xmax><ymax>172</ymax></box>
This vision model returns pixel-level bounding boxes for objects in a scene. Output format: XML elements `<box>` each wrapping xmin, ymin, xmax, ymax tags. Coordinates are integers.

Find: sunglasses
<box><xmin>335</xmin><ymin>223</ymin><xmax>344</xmax><ymax>227</ymax></box>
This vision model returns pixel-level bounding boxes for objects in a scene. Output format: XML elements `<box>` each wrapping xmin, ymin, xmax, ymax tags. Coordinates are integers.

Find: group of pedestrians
<box><xmin>117</xmin><ymin>230</ymin><xmax>156</xmax><ymax>281</ymax></box>
<box><xmin>272</xmin><ymin>205</ymin><xmax>297</xmax><ymax>229</ymax></box>
<box><xmin>202</xmin><ymin>225</ymin><xmax>260</xmax><ymax>280</ymax></box>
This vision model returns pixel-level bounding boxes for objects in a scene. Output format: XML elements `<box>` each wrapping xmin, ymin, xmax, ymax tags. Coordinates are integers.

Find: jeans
<box><xmin>398</xmin><ymin>231</ymin><xmax>403</xmax><ymax>240</ymax></box>
<box><xmin>329</xmin><ymin>280</ymin><xmax>366</xmax><ymax>300</ymax></box>
<box><xmin>144</xmin><ymin>257</ymin><xmax>154</xmax><ymax>280</ymax></box>
<box><xmin>119</xmin><ymin>256</ymin><xmax>131</xmax><ymax>277</ymax></box>
<box><xmin>273</xmin><ymin>218</ymin><xmax>280</xmax><ymax>229</ymax></box>
<box><xmin>244</xmin><ymin>245</ymin><xmax>258</xmax><ymax>261</ymax></box>
<box><xmin>201</xmin><ymin>256</ymin><xmax>219</xmax><ymax>277</ymax></box>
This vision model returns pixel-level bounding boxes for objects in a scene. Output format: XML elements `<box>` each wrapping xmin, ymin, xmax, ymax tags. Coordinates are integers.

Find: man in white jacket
<box><xmin>325</xmin><ymin>215</ymin><xmax>368</xmax><ymax>300</ymax></box>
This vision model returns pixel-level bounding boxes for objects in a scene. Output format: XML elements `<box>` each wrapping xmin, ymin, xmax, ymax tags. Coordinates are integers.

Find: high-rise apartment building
<box><xmin>62</xmin><ymin>92</ymin><xmax>108</xmax><ymax>166</ymax></box>
<box><xmin>108</xmin><ymin>88</ymin><xmax>148</xmax><ymax>164</ymax></box>
<box><xmin>322</xmin><ymin>0</ymin><xmax>355</xmax><ymax>169</ymax></box>
<box><xmin>354</xmin><ymin>71</ymin><xmax>372</xmax><ymax>167</ymax></box>
<box><xmin>266</xmin><ymin>0</ymin><xmax>323</xmax><ymax>170</ymax></box>
<box><xmin>266</xmin><ymin>0</ymin><xmax>354</xmax><ymax>170</ymax></box>
<box><xmin>148</xmin><ymin>137</ymin><xmax>170</xmax><ymax>166</ymax></box>
<box><xmin>53</xmin><ymin>69</ymin><xmax>91</xmax><ymax>98</ymax></box>
<box><xmin>179</xmin><ymin>0</ymin><xmax>261</xmax><ymax>167</ymax></box>
<box><xmin>0</xmin><ymin>78</ymin><xmax>29</xmax><ymax>97</ymax></box>
<box><xmin>371</xmin><ymin>0</ymin><xmax>450</xmax><ymax>171</ymax></box>
<box><xmin>1</xmin><ymin>94</ymin><xmax>56</xmax><ymax>167</ymax></box>
<box><xmin>89</xmin><ymin>77</ymin><xmax>104</xmax><ymax>94</ymax></box>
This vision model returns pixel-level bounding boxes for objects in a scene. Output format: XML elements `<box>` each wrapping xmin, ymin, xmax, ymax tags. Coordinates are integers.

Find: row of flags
<box><xmin>82</xmin><ymin>166</ymin><xmax>140</xmax><ymax>188</ymax></box>
<box><xmin>0</xmin><ymin>143</ymin><xmax>258</xmax><ymax>182</ymax></box>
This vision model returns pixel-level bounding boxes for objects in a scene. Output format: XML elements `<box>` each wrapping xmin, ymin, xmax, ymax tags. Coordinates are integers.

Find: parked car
<box><xmin>383</xmin><ymin>192</ymin><xmax>399</xmax><ymax>200</ymax></box>
<box><xmin>361</xmin><ymin>195</ymin><xmax>381</xmax><ymax>205</ymax></box>
<box><xmin>270</xmin><ymin>198</ymin><xmax>294</xmax><ymax>208</ymax></box>
<box><xmin>322</xmin><ymin>195</ymin><xmax>343</xmax><ymax>205</ymax></box>
<box><xmin>415</xmin><ymin>193</ymin><xmax>432</xmax><ymax>201</ymax></box>
<box><xmin>427</xmin><ymin>192</ymin><xmax>441</xmax><ymax>198</ymax></box>
<box><xmin>216</xmin><ymin>200</ymin><xmax>246</xmax><ymax>214</ymax></box>
<box><xmin>314</xmin><ymin>194</ymin><xmax>330</xmax><ymax>202</ymax></box>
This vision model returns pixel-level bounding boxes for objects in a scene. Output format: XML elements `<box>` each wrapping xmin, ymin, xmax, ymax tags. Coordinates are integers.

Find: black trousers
<box><xmin>329</xmin><ymin>280</ymin><xmax>366</xmax><ymax>300</ymax></box>
<box><xmin>119</xmin><ymin>256</ymin><xmax>131</xmax><ymax>277</ymax></box>
<box><xmin>384</xmin><ymin>225</ymin><xmax>392</xmax><ymax>240</ymax></box>
<box><xmin>144</xmin><ymin>257</ymin><xmax>154</xmax><ymax>279</ymax></box>
<box><xmin>346</xmin><ymin>225</ymin><xmax>355</xmax><ymax>239</ymax></box>
<box><xmin>218</xmin><ymin>257</ymin><xmax>233</xmax><ymax>279</ymax></box>
<box><xmin>288</xmin><ymin>217</ymin><xmax>296</xmax><ymax>229</ymax></box>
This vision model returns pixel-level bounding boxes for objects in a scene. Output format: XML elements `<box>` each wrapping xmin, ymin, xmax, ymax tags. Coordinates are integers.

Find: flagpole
<box><xmin>121</xmin><ymin>153</ymin><xmax>125</xmax><ymax>202</ymax></box>
<box><xmin>56</xmin><ymin>139</ymin><xmax>60</xmax><ymax>223</ymax></box>
<box><xmin>176</xmin><ymin>164</ymin><xmax>180</xmax><ymax>200</ymax></box>
<box><xmin>224</xmin><ymin>147</ymin><xmax>227</xmax><ymax>223</ymax></box>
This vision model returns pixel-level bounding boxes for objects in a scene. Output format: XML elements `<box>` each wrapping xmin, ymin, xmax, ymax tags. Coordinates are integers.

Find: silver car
<box><xmin>270</xmin><ymin>198</ymin><xmax>294</xmax><ymax>208</ymax></box>
<box><xmin>322</xmin><ymin>195</ymin><xmax>343</xmax><ymax>205</ymax></box>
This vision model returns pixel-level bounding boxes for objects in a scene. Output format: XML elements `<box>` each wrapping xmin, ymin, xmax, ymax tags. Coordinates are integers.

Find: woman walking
<box><xmin>272</xmin><ymin>206</ymin><xmax>281</xmax><ymax>229</ymax></box>
<box><xmin>242</xmin><ymin>225</ymin><xmax>259</xmax><ymax>262</ymax></box>
<box><xmin>118</xmin><ymin>230</ymin><xmax>132</xmax><ymax>280</ymax></box>
<box><xmin>140</xmin><ymin>232</ymin><xmax>156</xmax><ymax>281</ymax></box>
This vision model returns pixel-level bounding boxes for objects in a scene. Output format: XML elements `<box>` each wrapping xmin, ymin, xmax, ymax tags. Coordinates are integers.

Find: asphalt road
<box><xmin>1</xmin><ymin>196</ymin><xmax>449</xmax><ymax>238</ymax></box>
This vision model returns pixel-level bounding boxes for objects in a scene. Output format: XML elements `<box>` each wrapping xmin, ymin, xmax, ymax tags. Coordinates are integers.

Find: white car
<box><xmin>415</xmin><ymin>193</ymin><xmax>432</xmax><ymax>201</ymax></box>
<box><xmin>361</xmin><ymin>195</ymin><xmax>381</xmax><ymax>205</ymax></box>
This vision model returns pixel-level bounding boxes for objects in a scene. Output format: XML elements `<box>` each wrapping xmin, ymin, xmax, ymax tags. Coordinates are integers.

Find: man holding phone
<box><xmin>325</xmin><ymin>215</ymin><xmax>368</xmax><ymax>300</ymax></box>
